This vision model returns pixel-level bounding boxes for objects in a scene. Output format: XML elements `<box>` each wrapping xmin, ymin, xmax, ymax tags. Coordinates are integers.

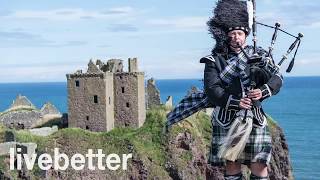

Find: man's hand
<box><xmin>247</xmin><ymin>89</ymin><xmax>262</xmax><ymax>101</ymax></box>
<box><xmin>239</xmin><ymin>97</ymin><xmax>252</xmax><ymax>109</ymax></box>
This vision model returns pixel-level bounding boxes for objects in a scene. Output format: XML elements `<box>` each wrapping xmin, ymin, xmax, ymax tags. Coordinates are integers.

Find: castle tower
<box><xmin>66</xmin><ymin>60</ymin><xmax>114</xmax><ymax>132</ymax></box>
<box><xmin>128</xmin><ymin>58</ymin><xmax>138</xmax><ymax>72</ymax></box>
<box><xmin>113</xmin><ymin>58</ymin><xmax>145</xmax><ymax>127</ymax></box>
<box><xmin>66</xmin><ymin>58</ymin><xmax>146</xmax><ymax>132</ymax></box>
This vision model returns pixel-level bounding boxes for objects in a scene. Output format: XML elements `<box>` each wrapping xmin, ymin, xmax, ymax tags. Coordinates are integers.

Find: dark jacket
<box><xmin>200</xmin><ymin>49</ymin><xmax>283</xmax><ymax>128</ymax></box>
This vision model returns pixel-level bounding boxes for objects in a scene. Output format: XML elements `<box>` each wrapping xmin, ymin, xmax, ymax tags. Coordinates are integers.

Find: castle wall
<box><xmin>128</xmin><ymin>58</ymin><xmax>138</xmax><ymax>72</ymax></box>
<box><xmin>0</xmin><ymin>110</ymin><xmax>41</xmax><ymax>129</ymax></box>
<box><xmin>67</xmin><ymin>73</ymin><xmax>114</xmax><ymax>132</ymax></box>
<box><xmin>66</xmin><ymin>58</ymin><xmax>146</xmax><ymax>132</ymax></box>
<box><xmin>113</xmin><ymin>72</ymin><xmax>145</xmax><ymax>128</ymax></box>
<box><xmin>137</xmin><ymin>74</ymin><xmax>146</xmax><ymax>127</ymax></box>
<box><xmin>146</xmin><ymin>78</ymin><xmax>161</xmax><ymax>108</ymax></box>
<box><xmin>104</xmin><ymin>72</ymin><xmax>115</xmax><ymax>131</ymax></box>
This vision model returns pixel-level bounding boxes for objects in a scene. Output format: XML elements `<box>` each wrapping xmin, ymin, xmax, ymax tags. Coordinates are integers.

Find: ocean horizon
<box><xmin>0</xmin><ymin>76</ymin><xmax>319</xmax><ymax>179</ymax></box>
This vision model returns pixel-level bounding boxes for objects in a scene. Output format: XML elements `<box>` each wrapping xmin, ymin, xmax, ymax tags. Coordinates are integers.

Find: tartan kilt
<box><xmin>208</xmin><ymin>118</ymin><xmax>272</xmax><ymax>166</ymax></box>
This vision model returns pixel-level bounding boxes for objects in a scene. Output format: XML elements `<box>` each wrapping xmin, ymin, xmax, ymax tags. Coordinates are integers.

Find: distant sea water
<box><xmin>0</xmin><ymin>77</ymin><xmax>319</xmax><ymax>179</ymax></box>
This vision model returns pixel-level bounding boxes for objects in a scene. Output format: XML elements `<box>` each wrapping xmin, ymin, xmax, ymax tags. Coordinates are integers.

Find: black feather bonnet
<box><xmin>208</xmin><ymin>0</ymin><xmax>253</xmax><ymax>54</ymax></box>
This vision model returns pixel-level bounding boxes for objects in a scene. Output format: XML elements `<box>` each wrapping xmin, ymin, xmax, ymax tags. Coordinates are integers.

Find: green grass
<box><xmin>15</xmin><ymin>130</ymin><xmax>51</xmax><ymax>150</ymax></box>
<box><xmin>34</xmin><ymin>117</ymin><xmax>62</xmax><ymax>128</ymax></box>
<box><xmin>0</xmin><ymin>105</ymin><xmax>215</xmax><ymax>179</ymax></box>
<box><xmin>181</xmin><ymin>151</ymin><xmax>193</xmax><ymax>161</ymax></box>
<box><xmin>265</xmin><ymin>114</ymin><xmax>279</xmax><ymax>135</ymax></box>
<box><xmin>0</xmin><ymin>106</ymin><xmax>288</xmax><ymax>180</ymax></box>
<box><xmin>0</xmin><ymin>125</ymin><xmax>5</xmax><ymax>143</ymax></box>
<box><xmin>0</xmin><ymin>155</ymin><xmax>6</xmax><ymax>170</ymax></box>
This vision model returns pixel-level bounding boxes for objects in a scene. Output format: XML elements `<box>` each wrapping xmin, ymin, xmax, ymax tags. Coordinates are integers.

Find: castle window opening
<box><xmin>121</xmin><ymin>87</ymin><xmax>125</xmax><ymax>93</ymax></box>
<box><xmin>86</xmin><ymin>116</ymin><xmax>89</xmax><ymax>121</ymax></box>
<box><xmin>109</xmin><ymin>97</ymin><xmax>111</xmax><ymax>105</ymax></box>
<box><xmin>120</xmin><ymin>76</ymin><xmax>123</xmax><ymax>79</ymax></box>
<box><xmin>75</xmin><ymin>80</ymin><xmax>80</xmax><ymax>87</ymax></box>
<box><xmin>94</xmin><ymin>95</ymin><xmax>98</xmax><ymax>103</ymax></box>
<box><xmin>126</xmin><ymin>102</ymin><xmax>130</xmax><ymax>108</ymax></box>
<box><xmin>86</xmin><ymin>126</ymin><xmax>89</xmax><ymax>130</ymax></box>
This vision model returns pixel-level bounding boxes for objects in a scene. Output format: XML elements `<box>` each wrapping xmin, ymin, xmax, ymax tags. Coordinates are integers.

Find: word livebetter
<box><xmin>10</xmin><ymin>148</ymin><xmax>132</xmax><ymax>171</ymax></box>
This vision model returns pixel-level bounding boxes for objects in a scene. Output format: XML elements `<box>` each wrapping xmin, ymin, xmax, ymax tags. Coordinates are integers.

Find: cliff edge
<box><xmin>0</xmin><ymin>107</ymin><xmax>293</xmax><ymax>179</ymax></box>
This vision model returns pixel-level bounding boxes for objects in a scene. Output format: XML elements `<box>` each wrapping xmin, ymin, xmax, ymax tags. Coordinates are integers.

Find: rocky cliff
<box><xmin>0</xmin><ymin>107</ymin><xmax>293</xmax><ymax>180</ymax></box>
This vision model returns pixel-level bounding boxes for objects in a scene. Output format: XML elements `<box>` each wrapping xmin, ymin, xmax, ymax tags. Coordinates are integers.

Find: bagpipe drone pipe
<box><xmin>240</xmin><ymin>0</ymin><xmax>303</xmax><ymax>89</ymax></box>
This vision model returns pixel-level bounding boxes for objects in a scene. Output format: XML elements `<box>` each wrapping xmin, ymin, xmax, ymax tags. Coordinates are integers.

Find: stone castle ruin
<box><xmin>8</xmin><ymin>94</ymin><xmax>35</xmax><ymax>111</ymax></box>
<box><xmin>66</xmin><ymin>58</ymin><xmax>146</xmax><ymax>132</ymax></box>
<box><xmin>0</xmin><ymin>95</ymin><xmax>62</xmax><ymax>129</ymax></box>
<box><xmin>146</xmin><ymin>78</ymin><xmax>161</xmax><ymax>108</ymax></box>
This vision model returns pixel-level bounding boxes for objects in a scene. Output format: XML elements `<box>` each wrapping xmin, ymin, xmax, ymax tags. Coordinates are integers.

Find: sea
<box><xmin>0</xmin><ymin>77</ymin><xmax>319</xmax><ymax>179</ymax></box>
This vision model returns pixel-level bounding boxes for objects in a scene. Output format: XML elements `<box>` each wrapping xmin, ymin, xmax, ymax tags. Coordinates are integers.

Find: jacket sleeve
<box><xmin>203</xmin><ymin>60</ymin><xmax>241</xmax><ymax>110</ymax></box>
<box><xmin>255</xmin><ymin>47</ymin><xmax>283</xmax><ymax>101</ymax></box>
<box><xmin>259</xmin><ymin>72</ymin><xmax>283</xmax><ymax>101</ymax></box>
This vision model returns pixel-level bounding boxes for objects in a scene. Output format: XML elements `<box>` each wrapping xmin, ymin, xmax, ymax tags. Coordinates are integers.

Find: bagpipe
<box><xmin>239</xmin><ymin>0</ymin><xmax>303</xmax><ymax>88</ymax></box>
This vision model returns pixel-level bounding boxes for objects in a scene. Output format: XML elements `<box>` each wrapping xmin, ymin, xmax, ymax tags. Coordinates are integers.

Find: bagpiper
<box><xmin>165</xmin><ymin>0</ymin><xmax>283</xmax><ymax>179</ymax></box>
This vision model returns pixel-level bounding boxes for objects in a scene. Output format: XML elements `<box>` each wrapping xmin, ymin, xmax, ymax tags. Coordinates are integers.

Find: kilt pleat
<box><xmin>208</xmin><ymin>119</ymin><xmax>272</xmax><ymax>166</ymax></box>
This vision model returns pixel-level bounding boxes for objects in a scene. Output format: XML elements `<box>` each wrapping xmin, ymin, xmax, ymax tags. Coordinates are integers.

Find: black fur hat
<box><xmin>208</xmin><ymin>0</ymin><xmax>253</xmax><ymax>54</ymax></box>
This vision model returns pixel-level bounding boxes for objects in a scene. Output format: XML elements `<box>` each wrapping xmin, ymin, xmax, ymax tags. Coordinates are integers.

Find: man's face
<box><xmin>227</xmin><ymin>30</ymin><xmax>247</xmax><ymax>52</ymax></box>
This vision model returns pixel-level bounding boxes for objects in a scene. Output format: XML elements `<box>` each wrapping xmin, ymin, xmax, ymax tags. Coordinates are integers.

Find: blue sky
<box><xmin>0</xmin><ymin>0</ymin><xmax>319</xmax><ymax>82</ymax></box>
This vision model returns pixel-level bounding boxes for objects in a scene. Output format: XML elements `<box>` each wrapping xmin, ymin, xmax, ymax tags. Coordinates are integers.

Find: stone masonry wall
<box><xmin>128</xmin><ymin>58</ymin><xmax>138</xmax><ymax>72</ymax></box>
<box><xmin>40</xmin><ymin>102</ymin><xmax>61</xmax><ymax>115</ymax></box>
<box><xmin>114</xmin><ymin>72</ymin><xmax>145</xmax><ymax>128</ymax></box>
<box><xmin>66</xmin><ymin>58</ymin><xmax>146</xmax><ymax>132</ymax></box>
<box><xmin>67</xmin><ymin>73</ymin><xmax>114</xmax><ymax>132</ymax></box>
<box><xmin>146</xmin><ymin>78</ymin><xmax>161</xmax><ymax>108</ymax></box>
<box><xmin>104</xmin><ymin>72</ymin><xmax>115</xmax><ymax>131</ymax></box>
<box><xmin>137</xmin><ymin>73</ymin><xmax>146</xmax><ymax>127</ymax></box>
<box><xmin>0</xmin><ymin>110</ymin><xmax>41</xmax><ymax>129</ymax></box>
<box><xmin>9</xmin><ymin>95</ymin><xmax>35</xmax><ymax>110</ymax></box>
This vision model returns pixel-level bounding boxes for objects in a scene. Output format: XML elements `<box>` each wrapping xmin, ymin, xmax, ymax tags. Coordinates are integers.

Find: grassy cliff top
<box><xmin>0</xmin><ymin>106</ymin><xmax>279</xmax><ymax>179</ymax></box>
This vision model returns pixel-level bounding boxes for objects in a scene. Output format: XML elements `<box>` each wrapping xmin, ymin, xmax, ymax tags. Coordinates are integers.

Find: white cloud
<box><xmin>0</xmin><ymin>58</ymin><xmax>204</xmax><ymax>82</ymax></box>
<box><xmin>295</xmin><ymin>58</ymin><xmax>320</xmax><ymax>66</ymax></box>
<box><xmin>141</xmin><ymin>59</ymin><xmax>204</xmax><ymax>79</ymax></box>
<box><xmin>0</xmin><ymin>64</ymin><xmax>84</xmax><ymax>83</ymax></box>
<box><xmin>258</xmin><ymin>1</ymin><xmax>320</xmax><ymax>28</ymax></box>
<box><xmin>147</xmin><ymin>16</ymin><xmax>207</xmax><ymax>30</ymax></box>
<box><xmin>4</xmin><ymin>7</ymin><xmax>137</xmax><ymax>21</ymax></box>
<box><xmin>0</xmin><ymin>30</ymin><xmax>89</xmax><ymax>48</ymax></box>
<box><xmin>100</xmin><ymin>7</ymin><xmax>135</xmax><ymax>15</ymax></box>
<box><xmin>308</xmin><ymin>22</ymin><xmax>320</xmax><ymax>29</ymax></box>
<box><xmin>276</xmin><ymin>56</ymin><xmax>320</xmax><ymax>77</ymax></box>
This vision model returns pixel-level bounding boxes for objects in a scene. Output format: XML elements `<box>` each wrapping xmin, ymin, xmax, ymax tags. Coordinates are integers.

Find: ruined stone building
<box><xmin>66</xmin><ymin>58</ymin><xmax>146</xmax><ymax>132</ymax></box>
<box><xmin>0</xmin><ymin>95</ymin><xmax>61</xmax><ymax>129</ymax></box>
<box><xmin>146</xmin><ymin>78</ymin><xmax>161</xmax><ymax>108</ymax></box>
